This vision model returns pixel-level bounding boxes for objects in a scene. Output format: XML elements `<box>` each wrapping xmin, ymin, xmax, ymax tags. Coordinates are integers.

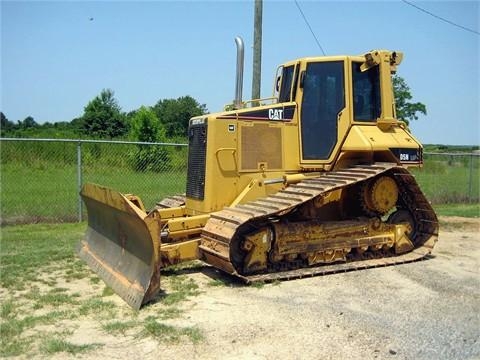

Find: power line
<box><xmin>401</xmin><ymin>0</ymin><xmax>479</xmax><ymax>36</ymax></box>
<box><xmin>294</xmin><ymin>0</ymin><xmax>326</xmax><ymax>55</ymax></box>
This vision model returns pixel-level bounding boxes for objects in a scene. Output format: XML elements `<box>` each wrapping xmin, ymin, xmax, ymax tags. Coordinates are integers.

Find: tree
<box><xmin>129</xmin><ymin>106</ymin><xmax>166</xmax><ymax>143</ymax></box>
<box><xmin>153</xmin><ymin>96</ymin><xmax>207</xmax><ymax>138</ymax></box>
<box><xmin>80</xmin><ymin>89</ymin><xmax>127</xmax><ymax>138</ymax></box>
<box><xmin>19</xmin><ymin>116</ymin><xmax>38</xmax><ymax>129</ymax></box>
<box><xmin>70</xmin><ymin>117</ymin><xmax>84</xmax><ymax>134</ymax></box>
<box><xmin>1</xmin><ymin>112</ymin><xmax>15</xmax><ymax>135</ymax></box>
<box><xmin>393</xmin><ymin>75</ymin><xmax>427</xmax><ymax>125</ymax></box>
<box><xmin>129</xmin><ymin>106</ymin><xmax>170</xmax><ymax>172</ymax></box>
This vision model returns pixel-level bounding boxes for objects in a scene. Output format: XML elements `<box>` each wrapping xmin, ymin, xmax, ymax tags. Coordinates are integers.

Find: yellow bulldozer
<box><xmin>78</xmin><ymin>38</ymin><xmax>438</xmax><ymax>309</ymax></box>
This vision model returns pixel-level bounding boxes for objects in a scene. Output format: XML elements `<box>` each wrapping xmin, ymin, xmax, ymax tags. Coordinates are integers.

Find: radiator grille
<box><xmin>186</xmin><ymin>122</ymin><xmax>207</xmax><ymax>200</ymax></box>
<box><xmin>241</xmin><ymin>124</ymin><xmax>282</xmax><ymax>170</ymax></box>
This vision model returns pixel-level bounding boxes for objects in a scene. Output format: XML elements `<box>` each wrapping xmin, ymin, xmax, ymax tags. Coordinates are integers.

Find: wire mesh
<box><xmin>0</xmin><ymin>139</ymin><xmax>187</xmax><ymax>225</ymax></box>
<box><xmin>0</xmin><ymin>138</ymin><xmax>478</xmax><ymax>225</ymax></box>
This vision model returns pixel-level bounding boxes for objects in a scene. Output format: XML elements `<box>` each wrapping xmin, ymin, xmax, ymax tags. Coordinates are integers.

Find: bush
<box><xmin>128</xmin><ymin>107</ymin><xmax>171</xmax><ymax>172</ymax></box>
<box><xmin>130</xmin><ymin>146</ymin><xmax>171</xmax><ymax>173</ymax></box>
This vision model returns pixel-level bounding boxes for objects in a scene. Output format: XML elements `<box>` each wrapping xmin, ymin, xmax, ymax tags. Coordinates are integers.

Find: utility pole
<box><xmin>252</xmin><ymin>0</ymin><xmax>262</xmax><ymax>101</ymax></box>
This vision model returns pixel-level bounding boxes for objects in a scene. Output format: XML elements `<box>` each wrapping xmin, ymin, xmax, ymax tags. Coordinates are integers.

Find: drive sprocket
<box><xmin>360</xmin><ymin>175</ymin><xmax>399</xmax><ymax>216</ymax></box>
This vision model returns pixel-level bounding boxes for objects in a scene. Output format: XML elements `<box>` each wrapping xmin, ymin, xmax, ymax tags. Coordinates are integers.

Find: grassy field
<box><xmin>411</xmin><ymin>154</ymin><xmax>479</xmax><ymax>204</ymax></box>
<box><xmin>0</xmin><ymin>223</ymin><xmax>203</xmax><ymax>357</ymax></box>
<box><xmin>433</xmin><ymin>203</ymin><xmax>479</xmax><ymax>218</ymax></box>
<box><xmin>1</xmin><ymin>144</ymin><xmax>478</xmax><ymax>224</ymax></box>
<box><xmin>1</xmin><ymin>163</ymin><xmax>186</xmax><ymax>224</ymax></box>
<box><xmin>1</xmin><ymin>140</ymin><xmax>188</xmax><ymax>224</ymax></box>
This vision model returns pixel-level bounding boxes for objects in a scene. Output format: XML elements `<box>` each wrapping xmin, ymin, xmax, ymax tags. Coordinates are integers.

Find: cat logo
<box><xmin>268</xmin><ymin>108</ymin><xmax>284</xmax><ymax>120</ymax></box>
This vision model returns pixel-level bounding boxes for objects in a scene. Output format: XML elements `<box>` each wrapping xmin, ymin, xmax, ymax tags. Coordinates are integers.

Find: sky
<box><xmin>1</xmin><ymin>0</ymin><xmax>479</xmax><ymax>145</ymax></box>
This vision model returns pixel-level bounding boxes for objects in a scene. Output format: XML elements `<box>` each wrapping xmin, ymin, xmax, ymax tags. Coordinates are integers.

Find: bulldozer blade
<box><xmin>77</xmin><ymin>183</ymin><xmax>162</xmax><ymax>310</ymax></box>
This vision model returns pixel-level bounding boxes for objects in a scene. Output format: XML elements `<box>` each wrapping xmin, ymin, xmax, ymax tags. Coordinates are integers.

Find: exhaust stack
<box><xmin>234</xmin><ymin>36</ymin><xmax>244</xmax><ymax>109</ymax></box>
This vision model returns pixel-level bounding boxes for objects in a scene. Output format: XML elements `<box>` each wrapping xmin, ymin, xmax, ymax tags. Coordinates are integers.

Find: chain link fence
<box><xmin>1</xmin><ymin>138</ymin><xmax>479</xmax><ymax>225</ymax></box>
<box><xmin>412</xmin><ymin>152</ymin><xmax>479</xmax><ymax>204</ymax></box>
<box><xmin>1</xmin><ymin>138</ymin><xmax>188</xmax><ymax>225</ymax></box>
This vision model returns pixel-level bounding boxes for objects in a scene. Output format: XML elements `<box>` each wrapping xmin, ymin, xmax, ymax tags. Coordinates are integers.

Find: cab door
<box><xmin>299</xmin><ymin>61</ymin><xmax>345</xmax><ymax>161</ymax></box>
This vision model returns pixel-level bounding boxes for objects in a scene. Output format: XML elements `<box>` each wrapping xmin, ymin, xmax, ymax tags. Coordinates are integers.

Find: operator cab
<box><xmin>274</xmin><ymin>50</ymin><xmax>416</xmax><ymax>167</ymax></box>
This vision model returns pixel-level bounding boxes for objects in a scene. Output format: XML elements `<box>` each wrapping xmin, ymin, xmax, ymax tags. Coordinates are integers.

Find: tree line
<box><xmin>1</xmin><ymin>90</ymin><xmax>207</xmax><ymax>142</ymax></box>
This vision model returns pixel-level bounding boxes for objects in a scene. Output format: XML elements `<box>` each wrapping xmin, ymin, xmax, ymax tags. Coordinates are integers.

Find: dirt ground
<box><xmin>20</xmin><ymin>217</ymin><xmax>480</xmax><ymax>359</ymax></box>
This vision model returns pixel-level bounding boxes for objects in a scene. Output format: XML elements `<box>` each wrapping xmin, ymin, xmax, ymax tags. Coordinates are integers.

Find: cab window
<box><xmin>278</xmin><ymin>65</ymin><xmax>294</xmax><ymax>103</ymax></box>
<box><xmin>352</xmin><ymin>62</ymin><xmax>381</xmax><ymax>121</ymax></box>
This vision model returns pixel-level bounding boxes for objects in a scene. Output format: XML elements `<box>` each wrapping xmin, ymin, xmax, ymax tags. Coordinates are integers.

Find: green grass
<box><xmin>1</xmin><ymin>163</ymin><xmax>186</xmax><ymax>224</ymax></box>
<box><xmin>102</xmin><ymin>286</ymin><xmax>115</xmax><ymax>297</ymax></box>
<box><xmin>160</xmin><ymin>275</ymin><xmax>201</xmax><ymax>305</ymax></box>
<box><xmin>83</xmin><ymin>168</ymin><xmax>186</xmax><ymax>208</ymax></box>
<box><xmin>1</xmin><ymin>140</ymin><xmax>188</xmax><ymax>224</ymax></box>
<box><xmin>102</xmin><ymin>320</ymin><xmax>138</xmax><ymax>335</ymax></box>
<box><xmin>1</xmin><ymin>147</ymin><xmax>478</xmax><ymax>224</ymax></box>
<box><xmin>64</xmin><ymin>259</ymin><xmax>92</xmax><ymax>281</ymax></box>
<box><xmin>0</xmin><ymin>223</ymin><xmax>94</xmax><ymax>356</ymax></box>
<box><xmin>0</xmin><ymin>223</ymin><xmax>204</xmax><ymax>357</ymax></box>
<box><xmin>0</xmin><ymin>336</ymin><xmax>32</xmax><ymax>357</ymax></box>
<box><xmin>78</xmin><ymin>298</ymin><xmax>117</xmax><ymax>318</ymax></box>
<box><xmin>0</xmin><ymin>223</ymin><xmax>85</xmax><ymax>289</ymax></box>
<box><xmin>0</xmin><ymin>310</ymin><xmax>76</xmax><ymax>357</ymax></box>
<box><xmin>249</xmin><ymin>281</ymin><xmax>266</xmax><ymax>289</ymax></box>
<box><xmin>157</xmin><ymin>307</ymin><xmax>184</xmax><ymax>319</ymax></box>
<box><xmin>411</xmin><ymin>156</ymin><xmax>480</xmax><ymax>204</ymax></box>
<box><xmin>141</xmin><ymin>316</ymin><xmax>203</xmax><ymax>343</ymax></box>
<box><xmin>207</xmin><ymin>279</ymin><xmax>229</xmax><ymax>287</ymax></box>
<box><xmin>40</xmin><ymin>337</ymin><xmax>101</xmax><ymax>355</ymax></box>
<box><xmin>1</xmin><ymin>165</ymin><xmax>78</xmax><ymax>223</ymax></box>
<box><xmin>162</xmin><ymin>260</ymin><xmax>206</xmax><ymax>275</ymax></box>
<box><xmin>433</xmin><ymin>203</ymin><xmax>479</xmax><ymax>218</ymax></box>
<box><xmin>1</xmin><ymin>299</ymin><xmax>17</xmax><ymax>318</ymax></box>
<box><xmin>35</xmin><ymin>291</ymin><xmax>80</xmax><ymax>308</ymax></box>
<box><xmin>90</xmin><ymin>276</ymin><xmax>101</xmax><ymax>284</ymax></box>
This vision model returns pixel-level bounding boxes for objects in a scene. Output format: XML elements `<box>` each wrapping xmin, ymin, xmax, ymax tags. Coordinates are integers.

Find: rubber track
<box><xmin>200</xmin><ymin>163</ymin><xmax>439</xmax><ymax>283</ymax></box>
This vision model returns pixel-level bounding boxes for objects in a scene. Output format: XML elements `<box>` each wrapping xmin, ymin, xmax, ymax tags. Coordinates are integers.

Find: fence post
<box><xmin>77</xmin><ymin>141</ymin><xmax>83</xmax><ymax>222</ymax></box>
<box><xmin>468</xmin><ymin>152</ymin><xmax>473</xmax><ymax>203</ymax></box>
